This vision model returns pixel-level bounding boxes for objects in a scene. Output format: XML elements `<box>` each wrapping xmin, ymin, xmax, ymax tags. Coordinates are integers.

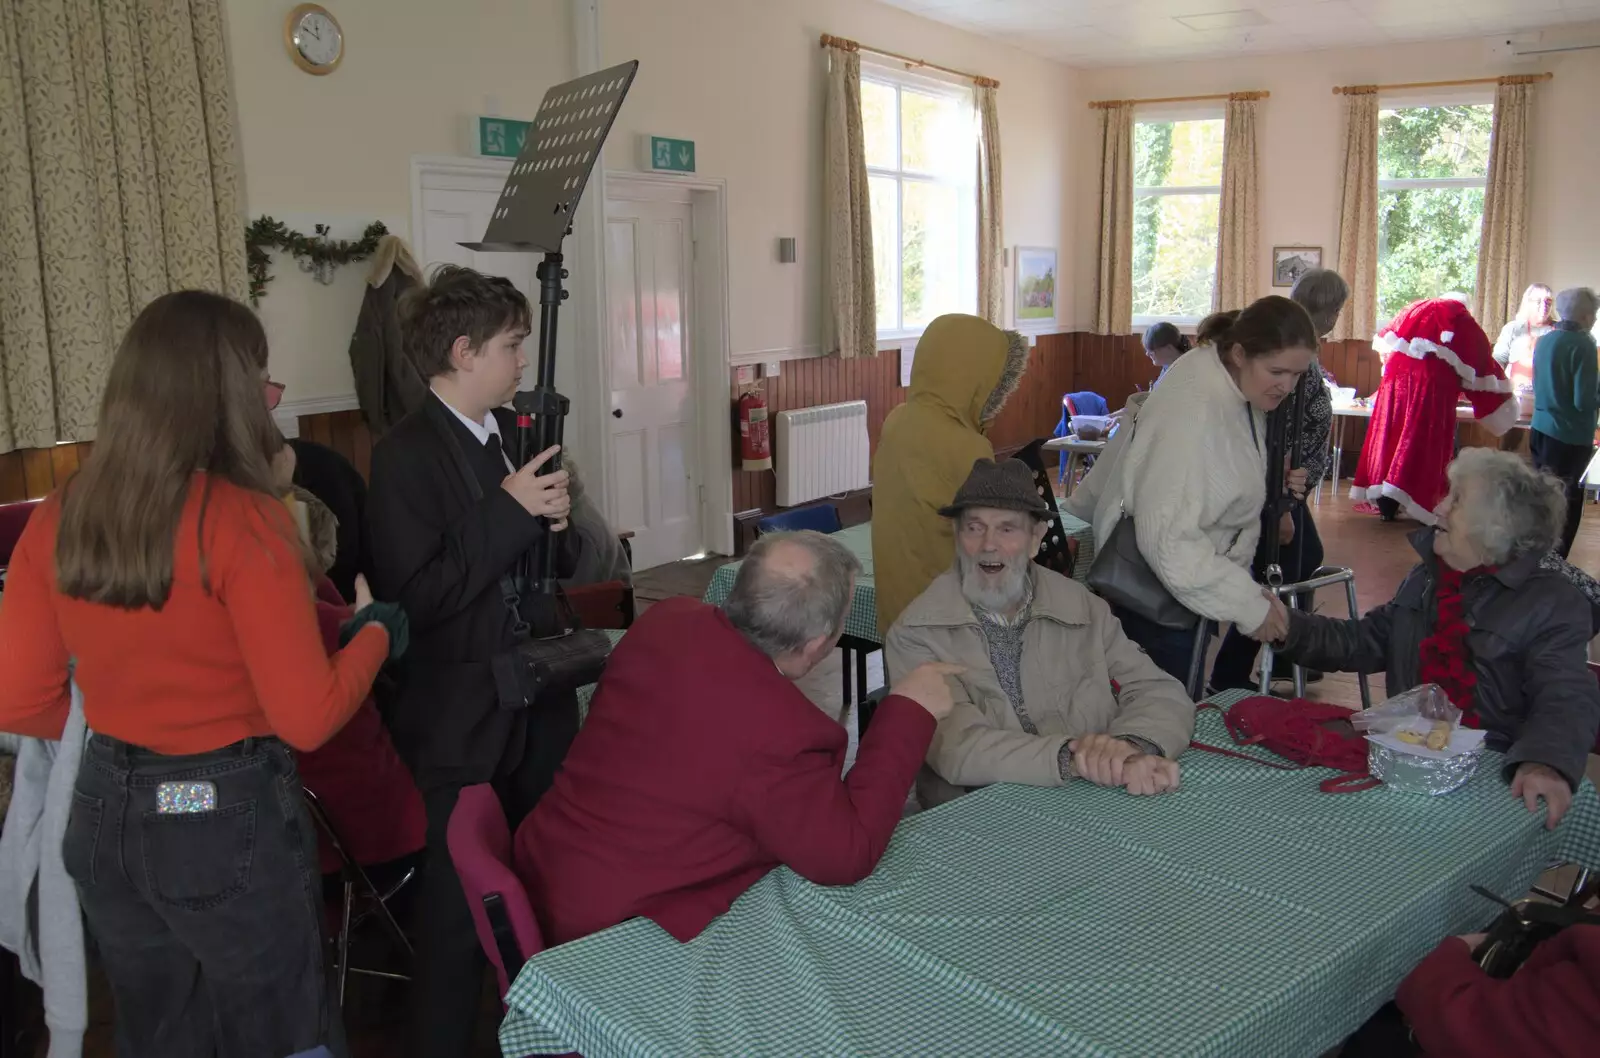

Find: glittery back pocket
<box><xmin>155</xmin><ymin>780</ymin><xmax>217</xmax><ymax>814</ymax></box>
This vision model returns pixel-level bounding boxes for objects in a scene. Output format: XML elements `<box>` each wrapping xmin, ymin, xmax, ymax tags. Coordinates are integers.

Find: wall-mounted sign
<box><xmin>640</xmin><ymin>134</ymin><xmax>696</xmax><ymax>173</ymax></box>
<box><xmin>477</xmin><ymin>116</ymin><xmax>532</xmax><ymax>158</ymax></box>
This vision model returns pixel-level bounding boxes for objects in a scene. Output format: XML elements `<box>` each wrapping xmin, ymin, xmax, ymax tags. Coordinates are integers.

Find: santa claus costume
<box><xmin>1351</xmin><ymin>298</ymin><xmax>1517</xmax><ymax>524</ymax></box>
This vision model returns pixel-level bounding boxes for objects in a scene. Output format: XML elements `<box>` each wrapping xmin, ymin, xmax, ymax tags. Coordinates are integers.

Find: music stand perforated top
<box><xmin>462</xmin><ymin>60</ymin><xmax>639</xmax><ymax>254</ymax></box>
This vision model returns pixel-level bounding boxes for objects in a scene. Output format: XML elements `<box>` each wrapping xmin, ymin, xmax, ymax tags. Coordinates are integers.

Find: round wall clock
<box><xmin>284</xmin><ymin>4</ymin><xmax>343</xmax><ymax>76</ymax></box>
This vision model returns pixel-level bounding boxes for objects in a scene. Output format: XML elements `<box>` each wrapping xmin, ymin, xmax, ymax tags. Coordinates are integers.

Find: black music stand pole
<box><xmin>460</xmin><ymin>60</ymin><xmax>639</xmax><ymax>596</ymax></box>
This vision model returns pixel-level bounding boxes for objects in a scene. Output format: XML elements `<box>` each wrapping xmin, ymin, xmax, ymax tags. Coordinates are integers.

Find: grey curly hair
<box><xmin>1446</xmin><ymin>449</ymin><xmax>1566</xmax><ymax>565</ymax></box>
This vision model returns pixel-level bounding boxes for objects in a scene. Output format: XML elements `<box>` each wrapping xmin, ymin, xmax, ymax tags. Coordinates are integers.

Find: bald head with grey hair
<box><xmin>722</xmin><ymin>530</ymin><xmax>860</xmax><ymax>667</ymax></box>
<box><xmin>1289</xmin><ymin>268</ymin><xmax>1349</xmax><ymax>338</ymax></box>
<box><xmin>1443</xmin><ymin>449</ymin><xmax>1566</xmax><ymax>566</ymax></box>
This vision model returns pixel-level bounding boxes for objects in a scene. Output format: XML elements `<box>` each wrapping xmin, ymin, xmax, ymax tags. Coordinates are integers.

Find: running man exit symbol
<box><xmin>645</xmin><ymin>135</ymin><xmax>696</xmax><ymax>173</ymax></box>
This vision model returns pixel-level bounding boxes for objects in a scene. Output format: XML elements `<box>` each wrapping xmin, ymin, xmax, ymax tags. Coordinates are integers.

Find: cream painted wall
<box><xmin>226</xmin><ymin>0</ymin><xmax>1078</xmax><ymax>404</ymax></box>
<box><xmin>222</xmin><ymin>0</ymin><xmax>572</xmax><ymax>403</ymax></box>
<box><xmin>1071</xmin><ymin>31</ymin><xmax>1600</xmax><ymax>332</ymax></box>
<box><xmin>601</xmin><ymin>0</ymin><xmax>1082</xmax><ymax>358</ymax></box>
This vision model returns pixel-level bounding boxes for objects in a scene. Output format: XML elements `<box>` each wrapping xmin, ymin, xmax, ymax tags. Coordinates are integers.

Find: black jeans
<box><xmin>1529</xmin><ymin>428</ymin><xmax>1593</xmax><ymax>558</ymax></box>
<box><xmin>1109</xmin><ymin>603</ymin><xmax>1214</xmax><ymax>694</ymax></box>
<box><xmin>411</xmin><ymin>697</ymin><xmax>578</xmax><ymax>1058</ymax></box>
<box><xmin>65</xmin><ymin>735</ymin><xmax>341</xmax><ymax>1058</ymax></box>
<box><xmin>1209</xmin><ymin>503</ymin><xmax>1326</xmax><ymax>691</ymax></box>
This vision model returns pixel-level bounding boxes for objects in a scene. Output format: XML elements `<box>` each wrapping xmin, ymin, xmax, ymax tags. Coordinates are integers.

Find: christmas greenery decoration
<box><xmin>246</xmin><ymin>217</ymin><xmax>389</xmax><ymax>305</ymax></box>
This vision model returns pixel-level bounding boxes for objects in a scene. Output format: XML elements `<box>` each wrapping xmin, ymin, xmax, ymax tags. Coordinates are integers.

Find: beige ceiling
<box><xmin>878</xmin><ymin>0</ymin><xmax>1600</xmax><ymax>66</ymax></box>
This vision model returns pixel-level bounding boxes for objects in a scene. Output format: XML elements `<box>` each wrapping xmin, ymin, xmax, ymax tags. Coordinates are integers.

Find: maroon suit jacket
<box><xmin>514</xmin><ymin>596</ymin><xmax>935</xmax><ymax>946</ymax></box>
<box><xmin>1397</xmin><ymin>925</ymin><xmax>1600</xmax><ymax>1057</ymax></box>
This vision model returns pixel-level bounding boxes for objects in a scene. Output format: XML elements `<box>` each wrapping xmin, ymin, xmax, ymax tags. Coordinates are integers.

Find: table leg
<box><xmin>840</xmin><ymin>645</ymin><xmax>853</xmax><ymax>708</ymax></box>
<box><xmin>1332</xmin><ymin>417</ymin><xmax>1345</xmax><ymax>491</ymax></box>
<box><xmin>856</xmin><ymin>651</ymin><xmax>869</xmax><ymax>706</ymax></box>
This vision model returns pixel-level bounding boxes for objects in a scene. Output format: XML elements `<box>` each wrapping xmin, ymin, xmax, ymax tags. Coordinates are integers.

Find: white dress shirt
<box><xmin>433</xmin><ymin>388</ymin><xmax>514</xmax><ymax>472</ymax></box>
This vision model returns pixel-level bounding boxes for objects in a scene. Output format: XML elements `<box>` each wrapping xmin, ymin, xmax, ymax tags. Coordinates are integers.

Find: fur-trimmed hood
<box><xmin>905</xmin><ymin>314</ymin><xmax>1028</xmax><ymax>434</ymax></box>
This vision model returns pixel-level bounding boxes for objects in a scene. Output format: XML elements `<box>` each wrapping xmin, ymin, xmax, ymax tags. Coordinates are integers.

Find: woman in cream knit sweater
<box><xmin>1089</xmin><ymin>296</ymin><xmax>1320</xmax><ymax>683</ymax></box>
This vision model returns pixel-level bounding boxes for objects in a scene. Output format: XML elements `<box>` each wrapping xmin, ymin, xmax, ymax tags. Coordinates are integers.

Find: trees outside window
<box><xmin>861</xmin><ymin>71</ymin><xmax>976</xmax><ymax>338</ymax></box>
<box><xmin>1132</xmin><ymin>116</ymin><xmax>1223</xmax><ymax>325</ymax></box>
<box><xmin>1376</xmin><ymin>103</ymin><xmax>1493</xmax><ymax>322</ymax></box>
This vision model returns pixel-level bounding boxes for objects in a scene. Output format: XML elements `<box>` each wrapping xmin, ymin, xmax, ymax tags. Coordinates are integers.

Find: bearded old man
<box><xmin>885</xmin><ymin>458</ymin><xmax>1196</xmax><ymax>809</ymax></box>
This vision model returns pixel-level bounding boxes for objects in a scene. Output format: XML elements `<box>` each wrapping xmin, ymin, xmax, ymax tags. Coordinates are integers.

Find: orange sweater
<box><xmin>0</xmin><ymin>476</ymin><xmax>388</xmax><ymax>754</ymax></box>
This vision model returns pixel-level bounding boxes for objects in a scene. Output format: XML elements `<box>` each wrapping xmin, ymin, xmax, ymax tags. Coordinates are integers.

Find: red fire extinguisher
<box><xmin>737</xmin><ymin>386</ymin><xmax>772</xmax><ymax>472</ymax></box>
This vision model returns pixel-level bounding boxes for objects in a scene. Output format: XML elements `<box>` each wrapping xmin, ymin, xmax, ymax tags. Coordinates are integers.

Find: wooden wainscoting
<box><xmin>0</xmin><ymin>443</ymin><xmax>92</xmax><ymax>503</ymax></box>
<box><xmin>729</xmin><ymin>332</ymin><xmax>1077</xmax><ymax>515</ymax></box>
<box><xmin>296</xmin><ymin>410</ymin><xmax>374</xmax><ymax>480</ymax></box>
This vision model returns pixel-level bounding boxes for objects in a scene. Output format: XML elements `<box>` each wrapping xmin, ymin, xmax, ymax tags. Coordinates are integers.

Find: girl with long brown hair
<box><xmin>0</xmin><ymin>290</ymin><xmax>404</xmax><ymax>1057</ymax></box>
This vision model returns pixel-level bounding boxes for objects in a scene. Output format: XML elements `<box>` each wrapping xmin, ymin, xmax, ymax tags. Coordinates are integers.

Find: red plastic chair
<box><xmin>445</xmin><ymin>784</ymin><xmax>544</xmax><ymax>1002</ymax></box>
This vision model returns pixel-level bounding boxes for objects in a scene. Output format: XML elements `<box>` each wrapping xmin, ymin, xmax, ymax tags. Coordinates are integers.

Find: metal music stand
<box><xmin>462</xmin><ymin>60</ymin><xmax>639</xmax><ymax>595</ymax></box>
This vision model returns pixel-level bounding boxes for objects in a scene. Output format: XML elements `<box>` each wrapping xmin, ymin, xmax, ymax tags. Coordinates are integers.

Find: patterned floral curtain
<box><xmin>822</xmin><ymin>42</ymin><xmax>876</xmax><ymax>360</ymax></box>
<box><xmin>1331</xmin><ymin>88</ymin><xmax>1379</xmax><ymax>342</ymax></box>
<box><xmin>1475</xmin><ymin>78</ymin><xmax>1536</xmax><ymax>334</ymax></box>
<box><xmin>1093</xmin><ymin>102</ymin><xmax>1134</xmax><ymax>335</ymax></box>
<box><xmin>1213</xmin><ymin>94</ymin><xmax>1262</xmax><ymax>312</ymax></box>
<box><xmin>0</xmin><ymin>0</ymin><xmax>247</xmax><ymax>452</ymax></box>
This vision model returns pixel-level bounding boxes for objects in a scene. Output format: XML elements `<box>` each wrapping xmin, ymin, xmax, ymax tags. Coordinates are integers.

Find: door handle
<box><xmin>612</xmin><ymin>409</ymin><xmax>623</xmax><ymax>419</ymax></box>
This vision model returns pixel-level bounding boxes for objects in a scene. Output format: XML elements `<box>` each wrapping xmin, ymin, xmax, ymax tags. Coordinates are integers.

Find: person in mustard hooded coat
<box><xmin>872</xmin><ymin>314</ymin><xmax>1029</xmax><ymax>637</ymax></box>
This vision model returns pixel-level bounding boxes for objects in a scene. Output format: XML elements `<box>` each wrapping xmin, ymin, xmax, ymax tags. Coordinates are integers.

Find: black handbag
<box><xmin>433</xmin><ymin>411</ymin><xmax>613</xmax><ymax>711</ymax></box>
<box><xmin>1086</xmin><ymin>515</ymin><xmax>1197</xmax><ymax>631</ymax></box>
<box><xmin>1470</xmin><ymin>884</ymin><xmax>1600</xmax><ymax>979</ymax></box>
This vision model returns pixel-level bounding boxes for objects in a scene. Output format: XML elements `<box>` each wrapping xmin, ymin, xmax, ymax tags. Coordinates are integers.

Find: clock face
<box><xmin>293</xmin><ymin>11</ymin><xmax>341</xmax><ymax>68</ymax></box>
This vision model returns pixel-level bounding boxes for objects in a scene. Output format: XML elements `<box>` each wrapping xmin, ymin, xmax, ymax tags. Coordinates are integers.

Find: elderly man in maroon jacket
<box><xmin>514</xmin><ymin>530</ymin><xmax>960</xmax><ymax>946</ymax></box>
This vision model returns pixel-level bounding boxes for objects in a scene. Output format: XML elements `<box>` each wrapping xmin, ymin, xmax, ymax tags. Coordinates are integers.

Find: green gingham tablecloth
<box><xmin>500</xmin><ymin>691</ymin><xmax>1600</xmax><ymax>1058</ymax></box>
<box><xmin>702</xmin><ymin>516</ymin><xmax>1097</xmax><ymax>645</ymax></box>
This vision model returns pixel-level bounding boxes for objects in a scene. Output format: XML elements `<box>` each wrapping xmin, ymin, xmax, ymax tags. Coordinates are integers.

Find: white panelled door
<box><xmin>415</xmin><ymin>175</ymin><xmax>537</xmax><ymax>387</ymax></box>
<box><xmin>604</xmin><ymin>196</ymin><xmax>701</xmax><ymax>571</ymax></box>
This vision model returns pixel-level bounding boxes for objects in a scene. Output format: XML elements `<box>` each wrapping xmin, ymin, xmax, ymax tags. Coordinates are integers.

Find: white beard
<box><xmin>957</xmin><ymin>549</ymin><xmax>1031</xmax><ymax>614</ymax></box>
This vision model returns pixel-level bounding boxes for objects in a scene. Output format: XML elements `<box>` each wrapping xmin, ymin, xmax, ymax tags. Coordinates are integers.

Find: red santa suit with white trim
<box><xmin>1351</xmin><ymin>297</ymin><xmax>1518</xmax><ymax>524</ymax></box>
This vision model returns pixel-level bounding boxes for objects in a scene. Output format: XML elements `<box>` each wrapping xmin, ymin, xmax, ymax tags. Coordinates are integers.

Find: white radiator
<box><xmin>774</xmin><ymin>400</ymin><xmax>871</xmax><ymax>507</ymax></box>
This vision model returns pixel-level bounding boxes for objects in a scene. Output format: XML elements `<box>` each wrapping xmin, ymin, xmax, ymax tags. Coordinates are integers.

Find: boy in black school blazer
<box><xmin>366</xmin><ymin>265</ymin><xmax>581</xmax><ymax>1057</ymax></box>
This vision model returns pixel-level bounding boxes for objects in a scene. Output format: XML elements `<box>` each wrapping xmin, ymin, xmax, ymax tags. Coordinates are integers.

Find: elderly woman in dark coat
<box><xmin>1272</xmin><ymin>448</ymin><xmax>1600</xmax><ymax>829</ymax></box>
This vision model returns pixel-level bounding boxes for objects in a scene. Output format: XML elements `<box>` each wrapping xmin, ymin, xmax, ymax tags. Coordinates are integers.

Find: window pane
<box><xmin>869</xmin><ymin>175</ymin><xmax>899</xmax><ymax>332</ymax></box>
<box><xmin>1133</xmin><ymin>119</ymin><xmax>1223</xmax><ymax>189</ymax></box>
<box><xmin>901</xmin><ymin>89</ymin><xmax>971</xmax><ymax>178</ymax></box>
<box><xmin>1378</xmin><ymin>105</ymin><xmax>1492</xmax><ymax>180</ymax></box>
<box><xmin>1376</xmin><ymin>185</ymin><xmax>1486</xmax><ymax>322</ymax></box>
<box><xmin>1131</xmin><ymin>192</ymin><xmax>1219</xmax><ymax>319</ymax></box>
<box><xmin>902</xmin><ymin>180</ymin><xmax>963</xmax><ymax>329</ymax></box>
<box><xmin>861</xmin><ymin>80</ymin><xmax>897</xmax><ymax>170</ymax></box>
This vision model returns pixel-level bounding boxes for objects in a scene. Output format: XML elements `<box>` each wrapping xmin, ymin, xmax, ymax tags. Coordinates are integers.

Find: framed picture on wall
<box><xmin>1272</xmin><ymin>246</ymin><xmax>1322</xmax><ymax>288</ymax></box>
<box><xmin>1014</xmin><ymin>246</ymin><xmax>1057</xmax><ymax>328</ymax></box>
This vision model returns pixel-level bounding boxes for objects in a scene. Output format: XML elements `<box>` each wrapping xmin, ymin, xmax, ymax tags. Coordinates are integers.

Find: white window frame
<box><xmin>1374</xmin><ymin>95</ymin><xmax>1493</xmax><ymax>321</ymax></box>
<box><xmin>862</xmin><ymin>62</ymin><xmax>978</xmax><ymax>345</ymax></box>
<box><xmin>1130</xmin><ymin>105</ymin><xmax>1225</xmax><ymax>331</ymax></box>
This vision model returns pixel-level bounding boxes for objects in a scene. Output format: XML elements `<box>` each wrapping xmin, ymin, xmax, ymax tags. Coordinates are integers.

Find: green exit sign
<box><xmin>642</xmin><ymin>134</ymin><xmax>696</xmax><ymax>173</ymax></box>
<box><xmin>477</xmin><ymin>116</ymin><xmax>531</xmax><ymax>158</ymax></box>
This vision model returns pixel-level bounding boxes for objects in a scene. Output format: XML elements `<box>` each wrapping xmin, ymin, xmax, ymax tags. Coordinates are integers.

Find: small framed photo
<box><xmin>1273</xmin><ymin>246</ymin><xmax>1322</xmax><ymax>288</ymax></box>
<box><xmin>1014</xmin><ymin>246</ymin><xmax>1057</xmax><ymax>329</ymax></box>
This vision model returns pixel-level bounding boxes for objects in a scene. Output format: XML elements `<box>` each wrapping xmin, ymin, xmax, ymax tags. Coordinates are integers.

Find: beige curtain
<box><xmin>1213</xmin><ymin>94</ymin><xmax>1261</xmax><ymax>312</ymax></box>
<box><xmin>822</xmin><ymin>45</ymin><xmax>875</xmax><ymax>360</ymax></box>
<box><xmin>975</xmin><ymin>82</ymin><xmax>1003</xmax><ymax>326</ymax></box>
<box><xmin>1475</xmin><ymin>79</ymin><xmax>1535</xmax><ymax>333</ymax></box>
<box><xmin>1331</xmin><ymin>89</ymin><xmax>1379</xmax><ymax>341</ymax></box>
<box><xmin>0</xmin><ymin>0</ymin><xmax>246</xmax><ymax>452</ymax></box>
<box><xmin>1093</xmin><ymin>103</ymin><xmax>1134</xmax><ymax>335</ymax></box>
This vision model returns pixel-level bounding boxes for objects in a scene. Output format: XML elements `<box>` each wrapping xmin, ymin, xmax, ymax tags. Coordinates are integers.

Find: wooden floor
<box><xmin>42</xmin><ymin>488</ymin><xmax>1600</xmax><ymax>1057</ymax></box>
